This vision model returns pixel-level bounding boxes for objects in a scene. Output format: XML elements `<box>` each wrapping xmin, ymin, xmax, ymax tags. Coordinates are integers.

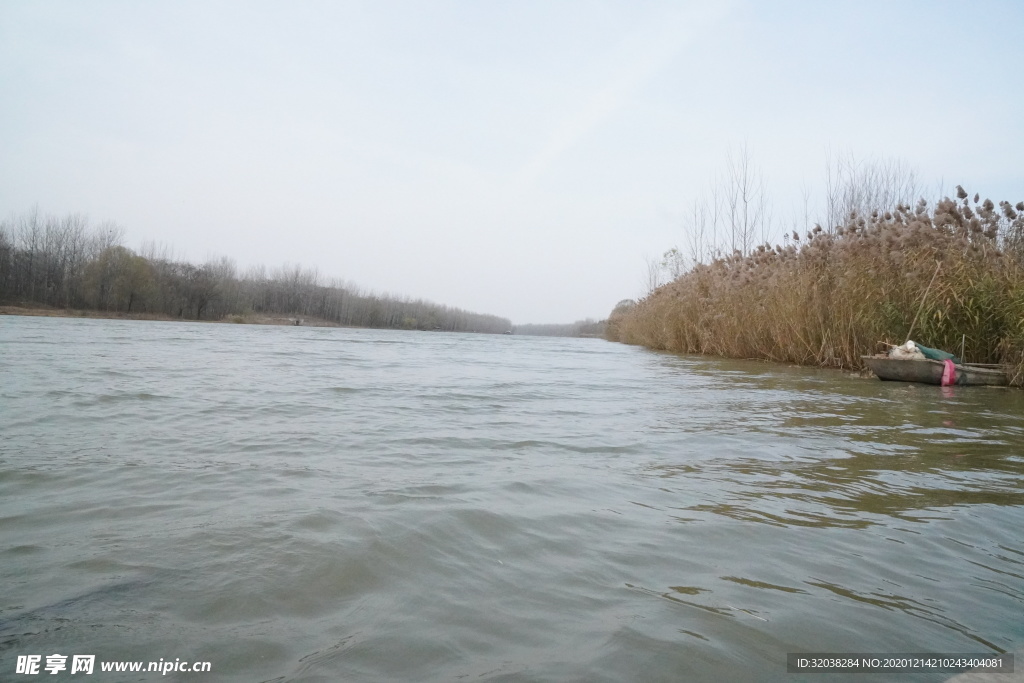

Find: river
<box><xmin>2</xmin><ymin>316</ymin><xmax>1022</xmax><ymax>681</ymax></box>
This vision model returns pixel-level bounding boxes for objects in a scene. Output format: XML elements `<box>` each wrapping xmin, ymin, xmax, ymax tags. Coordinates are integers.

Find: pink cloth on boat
<box><xmin>941</xmin><ymin>359</ymin><xmax>957</xmax><ymax>386</ymax></box>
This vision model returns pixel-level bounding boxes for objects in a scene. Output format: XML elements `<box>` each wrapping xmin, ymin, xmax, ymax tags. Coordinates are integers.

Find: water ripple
<box><xmin>1</xmin><ymin>316</ymin><xmax>1022</xmax><ymax>681</ymax></box>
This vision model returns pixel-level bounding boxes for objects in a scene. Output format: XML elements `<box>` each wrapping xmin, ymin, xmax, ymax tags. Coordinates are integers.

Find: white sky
<box><xmin>2</xmin><ymin>0</ymin><xmax>1022</xmax><ymax>324</ymax></box>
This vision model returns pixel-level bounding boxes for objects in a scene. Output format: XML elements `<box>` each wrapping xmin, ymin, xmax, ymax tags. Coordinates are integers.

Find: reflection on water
<box><xmin>1</xmin><ymin>316</ymin><xmax>1022</xmax><ymax>682</ymax></box>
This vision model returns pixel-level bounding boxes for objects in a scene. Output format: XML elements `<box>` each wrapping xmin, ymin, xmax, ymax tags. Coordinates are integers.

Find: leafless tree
<box><xmin>823</xmin><ymin>150</ymin><xmax>919</xmax><ymax>232</ymax></box>
<box><xmin>724</xmin><ymin>143</ymin><xmax>771</xmax><ymax>256</ymax></box>
<box><xmin>642</xmin><ymin>255</ymin><xmax>662</xmax><ymax>295</ymax></box>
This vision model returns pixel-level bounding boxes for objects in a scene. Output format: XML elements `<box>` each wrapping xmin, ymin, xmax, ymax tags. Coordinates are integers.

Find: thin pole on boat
<box><xmin>961</xmin><ymin>334</ymin><xmax>966</xmax><ymax>362</ymax></box>
<box><xmin>906</xmin><ymin>261</ymin><xmax>942</xmax><ymax>344</ymax></box>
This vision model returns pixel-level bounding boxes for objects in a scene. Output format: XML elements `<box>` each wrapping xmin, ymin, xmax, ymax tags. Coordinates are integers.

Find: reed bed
<box><xmin>610</xmin><ymin>190</ymin><xmax>1024</xmax><ymax>385</ymax></box>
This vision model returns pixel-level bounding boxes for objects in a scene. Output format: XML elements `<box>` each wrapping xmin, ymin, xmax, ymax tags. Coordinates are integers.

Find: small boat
<box><xmin>861</xmin><ymin>355</ymin><xmax>1008</xmax><ymax>386</ymax></box>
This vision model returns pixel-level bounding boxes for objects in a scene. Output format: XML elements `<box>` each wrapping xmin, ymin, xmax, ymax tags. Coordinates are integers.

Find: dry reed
<box><xmin>609</xmin><ymin>191</ymin><xmax>1024</xmax><ymax>385</ymax></box>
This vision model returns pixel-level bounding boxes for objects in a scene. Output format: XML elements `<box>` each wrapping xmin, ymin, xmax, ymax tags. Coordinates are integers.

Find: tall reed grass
<box><xmin>609</xmin><ymin>190</ymin><xmax>1024</xmax><ymax>385</ymax></box>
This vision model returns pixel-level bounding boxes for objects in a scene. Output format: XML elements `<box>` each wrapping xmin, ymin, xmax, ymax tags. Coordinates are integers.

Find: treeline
<box><xmin>609</xmin><ymin>168</ymin><xmax>1024</xmax><ymax>385</ymax></box>
<box><xmin>0</xmin><ymin>209</ymin><xmax>512</xmax><ymax>333</ymax></box>
<box><xmin>514</xmin><ymin>319</ymin><xmax>606</xmax><ymax>337</ymax></box>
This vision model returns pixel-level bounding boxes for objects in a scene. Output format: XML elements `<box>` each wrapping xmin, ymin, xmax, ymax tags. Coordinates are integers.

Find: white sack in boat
<box><xmin>889</xmin><ymin>340</ymin><xmax>926</xmax><ymax>360</ymax></box>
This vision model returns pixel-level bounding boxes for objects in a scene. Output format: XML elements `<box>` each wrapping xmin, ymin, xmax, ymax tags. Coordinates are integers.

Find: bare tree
<box><xmin>684</xmin><ymin>190</ymin><xmax>715</xmax><ymax>266</ymax></box>
<box><xmin>823</xmin><ymin>150</ymin><xmax>919</xmax><ymax>231</ymax></box>
<box><xmin>660</xmin><ymin>247</ymin><xmax>687</xmax><ymax>281</ymax></box>
<box><xmin>0</xmin><ymin>221</ymin><xmax>12</xmax><ymax>299</ymax></box>
<box><xmin>642</xmin><ymin>255</ymin><xmax>662</xmax><ymax>295</ymax></box>
<box><xmin>724</xmin><ymin>143</ymin><xmax>770</xmax><ymax>256</ymax></box>
<box><xmin>675</xmin><ymin>147</ymin><xmax>771</xmax><ymax>265</ymax></box>
<box><xmin>84</xmin><ymin>245</ymin><xmax>153</xmax><ymax>311</ymax></box>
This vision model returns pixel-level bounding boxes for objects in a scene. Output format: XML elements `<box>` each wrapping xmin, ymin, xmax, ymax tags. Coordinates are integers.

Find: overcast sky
<box><xmin>2</xmin><ymin>1</ymin><xmax>1022</xmax><ymax>324</ymax></box>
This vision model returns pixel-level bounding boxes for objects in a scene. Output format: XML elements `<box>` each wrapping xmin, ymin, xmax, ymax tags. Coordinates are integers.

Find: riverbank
<box><xmin>1</xmin><ymin>209</ymin><xmax>513</xmax><ymax>334</ymax></box>
<box><xmin>0</xmin><ymin>304</ymin><xmax>346</xmax><ymax>328</ymax></box>
<box><xmin>608</xmin><ymin>191</ymin><xmax>1024</xmax><ymax>386</ymax></box>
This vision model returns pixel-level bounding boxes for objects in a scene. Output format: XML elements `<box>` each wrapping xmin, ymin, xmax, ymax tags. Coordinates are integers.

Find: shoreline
<box><xmin>0</xmin><ymin>305</ymin><xmax>347</xmax><ymax>328</ymax></box>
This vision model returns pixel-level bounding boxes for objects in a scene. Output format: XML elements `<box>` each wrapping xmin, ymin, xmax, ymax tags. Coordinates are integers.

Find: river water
<box><xmin>1</xmin><ymin>316</ymin><xmax>1023</xmax><ymax>682</ymax></box>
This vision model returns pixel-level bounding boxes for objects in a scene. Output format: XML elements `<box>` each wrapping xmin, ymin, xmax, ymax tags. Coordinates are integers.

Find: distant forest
<box><xmin>0</xmin><ymin>209</ymin><xmax>511</xmax><ymax>333</ymax></box>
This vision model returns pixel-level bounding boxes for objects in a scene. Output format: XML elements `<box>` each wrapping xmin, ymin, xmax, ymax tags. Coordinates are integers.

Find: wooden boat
<box><xmin>861</xmin><ymin>355</ymin><xmax>1008</xmax><ymax>386</ymax></box>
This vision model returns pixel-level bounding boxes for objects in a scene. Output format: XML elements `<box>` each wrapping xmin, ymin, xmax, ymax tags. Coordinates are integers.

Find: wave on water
<box><xmin>1</xmin><ymin>317</ymin><xmax>1022</xmax><ymax>681</ymax></box>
